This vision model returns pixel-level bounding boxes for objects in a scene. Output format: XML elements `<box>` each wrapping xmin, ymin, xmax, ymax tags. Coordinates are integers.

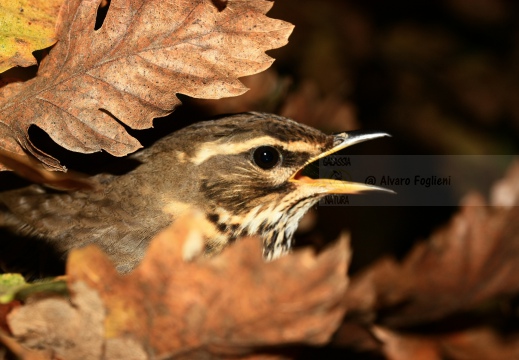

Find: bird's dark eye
<box><xmin>252</xmin><ymin>146</ymin><xmax>281</xmax><ymax>170</ymax></box>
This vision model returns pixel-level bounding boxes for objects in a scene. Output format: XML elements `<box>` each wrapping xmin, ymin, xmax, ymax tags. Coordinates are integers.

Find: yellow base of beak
<box><xmin>290</xmin><ymin>175</ymin><xmax>395</xmax><ymax>194</ymax></box>
<box><xmin>289</xmin><ymin>131</ymin><xmax>395</xmax><ymax>195</ymax></box>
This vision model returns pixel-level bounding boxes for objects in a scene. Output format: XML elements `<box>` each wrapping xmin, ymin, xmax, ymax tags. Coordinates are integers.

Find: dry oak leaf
<box><xmin>0</xmin><ymin>148</ymin><xmax>94</xmax><ymax>190</ymax></box>
<box><xmin>0</xmin><ymin>0</ymin><xmax>293</xmax><ymax>171</ymax></box>
<box><xmin>7</xmin><ymin>281</ymin><xmax>104</xmax><ymax>360</ymax></box>
<box><xmin>0</xmin><ymin>0</ymin><xmax>63</xmax><ymax>73</ymax></box>
<box><xmin>66</xmin><ymin>218</ymin><xmax>350</xmax><ymax>359</ymax></box>
<box><xmin>345</xmin><ymin>193</ymin><xmax>519</xmax><ymax>328</ymax></box>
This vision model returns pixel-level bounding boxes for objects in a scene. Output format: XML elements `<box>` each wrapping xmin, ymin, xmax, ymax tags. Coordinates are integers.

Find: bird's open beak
<box><xmin>289</xmin><ymin>131</ymin><xmax>395</xmax><ymax>194</ymax></box>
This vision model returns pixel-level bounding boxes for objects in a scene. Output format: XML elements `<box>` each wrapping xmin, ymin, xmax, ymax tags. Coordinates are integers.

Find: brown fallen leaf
<box><xmin>7</xmin><ymin>281</ymin><xmax>104</xmax><ymax>360</ymax></box>
<box><xmin>0</xmin><ymin>0</ymin><xmax>294</xmax><ymax>171</ymax></box>
<box><xmin>64</xmin><ymin>216</ymin><xmax>350</xmax><ymax>359</ymax></box>
<box><xmin>345</xmin><ymin>159</ymin><xmax>519</xmax><ymax>327</ymax></box>
<box><xmin>346</xmin><ymin>195</ymin><xmax>519</xmax><ymax>328</ymax></box>
<box><xmin>0</xmin><ymin>148</ymin><xmax>94</xmax><ymax>190</ymax></box>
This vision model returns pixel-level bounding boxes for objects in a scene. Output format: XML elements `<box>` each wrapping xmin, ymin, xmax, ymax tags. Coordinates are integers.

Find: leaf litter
<box><xmin>2</xmin><ymin>214</ymin><xmax>350</xmax><ymax>359</ymax></box>
<box><xmin>335</xmin><ymin>158</ymin><xmax>519</xmax><ymax>358</ymax></box>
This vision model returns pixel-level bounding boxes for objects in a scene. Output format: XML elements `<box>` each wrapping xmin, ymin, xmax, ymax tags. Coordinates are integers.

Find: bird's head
<box><xmin>143</xmin><ymin>112</ymin><xmax>390</xmax><ymax>259</ymax></box>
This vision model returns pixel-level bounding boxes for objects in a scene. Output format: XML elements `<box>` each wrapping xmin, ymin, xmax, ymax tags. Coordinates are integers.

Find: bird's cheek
<box><xmin>264</xmin><ymin>168</ymin><xmax>294</xmax><ymax>187</ymax></box>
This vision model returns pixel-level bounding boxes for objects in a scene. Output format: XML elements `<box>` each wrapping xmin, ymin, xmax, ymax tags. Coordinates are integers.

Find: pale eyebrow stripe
<box><xmin>190</xmin><ymin>136</ymin><xmax>316</xmax><ymax>165</ymax></box>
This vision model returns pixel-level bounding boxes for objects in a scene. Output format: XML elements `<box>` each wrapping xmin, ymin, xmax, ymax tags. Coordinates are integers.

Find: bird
<box><xmin>0</xmin><ymin>112</ymin><xmax>390</xmax><ymax>274</ymax></box>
